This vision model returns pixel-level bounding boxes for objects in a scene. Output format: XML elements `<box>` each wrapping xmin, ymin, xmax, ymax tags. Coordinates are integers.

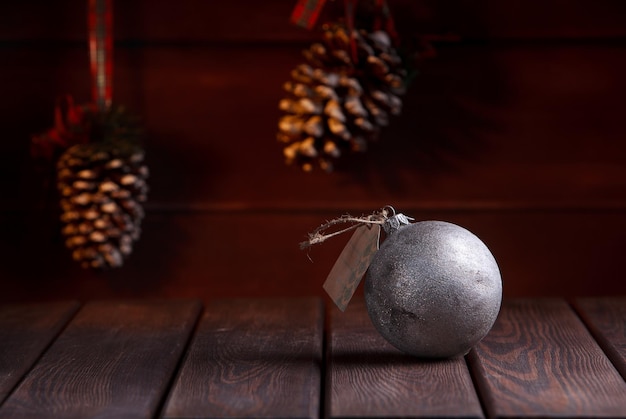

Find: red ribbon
<box><xmin>375</xmin><ymin>0</ymin><xmax>398</xmax><ymax>42</ymax></box>
<box><xmin>89</xmin><ymin>0</ymin><xmax>113</xmax><ymax>111</ymax></box>
<box><xmin>53</xmin><ymin>96</ymin><xmax>85</xmax><ymax>140</ymax></box>
<box><xmin>32</xmin><ymin>0</ymin><xmax>113</xmax><ymax>160</ymax></box>
<box><xmin>290</xmin><ymin>0</ymin><xmax>399</xmax><ymax>54</ymax></box>
<box><xmin>31</xmin><ymin>96</ymin><xmax>91</xmax><ymax>161</ymax></box>
<box><xmin>345</xmin><ymin>0</ymin><xmax>358</xmax><ymax>63</ymax></box>
<box><xmin>290</xmin><ymin>0</ymin><xmax>327</xmax><ymax>29</ymax></box>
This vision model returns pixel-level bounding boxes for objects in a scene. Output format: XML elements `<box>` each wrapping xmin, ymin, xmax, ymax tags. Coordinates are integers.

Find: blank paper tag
<box><xmin>323</xmin><ymin>224</ymin><xmax>381</xmax><ymax>311</ymax></box>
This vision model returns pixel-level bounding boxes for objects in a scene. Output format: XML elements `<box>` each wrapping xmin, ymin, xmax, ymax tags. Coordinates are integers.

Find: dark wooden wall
<box><xmin>1</xmin><ymin>0</ymin><xmax>626</xmax><ymax>302</ymax></box>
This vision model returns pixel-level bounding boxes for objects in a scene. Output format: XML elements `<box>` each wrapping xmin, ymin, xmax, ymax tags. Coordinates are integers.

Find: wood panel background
<box><xmin>1</xmin><ymin>0</ymin><xmax>625</xmax><ymax>302</ymax></box>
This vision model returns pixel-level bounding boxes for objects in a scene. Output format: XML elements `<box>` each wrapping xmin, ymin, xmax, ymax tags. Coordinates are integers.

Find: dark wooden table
<box><xmin>0</xmin><ymin>297</ymin><xmax>625</xmax><ymax>418</ymax></box>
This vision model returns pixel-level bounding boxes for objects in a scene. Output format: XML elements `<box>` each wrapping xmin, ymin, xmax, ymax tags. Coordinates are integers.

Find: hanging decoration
<box><xmin>302</xmin><ymin>207</ymin><xmax>503</xmax><ymax>359</ymax></box>
<box><xmin>32</xmin><ymin>0</ymin><xmax>148</xmax><ymax>269</ymax></box>
<box><xmin>278</xmin><ymin>0</ymin><xmax>410</xmax><ymax>172</ymax></box>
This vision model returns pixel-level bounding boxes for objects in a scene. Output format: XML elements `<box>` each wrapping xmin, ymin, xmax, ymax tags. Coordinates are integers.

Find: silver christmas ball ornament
<box><xmin>364</xmin><ymin>220</ymin><xmax>502</xmax><ymax>358</ymax></box>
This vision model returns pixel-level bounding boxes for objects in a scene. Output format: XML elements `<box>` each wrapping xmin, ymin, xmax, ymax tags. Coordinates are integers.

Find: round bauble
<box><xmin>364</xmin><ymin>220</ymin><xmax>502</xmax><ymax>358</ymax></box>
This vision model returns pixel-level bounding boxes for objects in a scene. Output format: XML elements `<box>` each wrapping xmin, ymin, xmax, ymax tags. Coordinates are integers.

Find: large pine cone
<box><xmin>56</xmin><ymin>143</ymin><xmax>148</xmax><ymax>269</ymax></box>
<box><xmin>278</xmin><ymin>23</ymin><xmax>407</xmax><ymax>172</ymax></box>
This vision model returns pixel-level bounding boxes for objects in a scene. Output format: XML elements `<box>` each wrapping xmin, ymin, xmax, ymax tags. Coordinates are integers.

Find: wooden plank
<box><xmin>468</xmin><ymin>299</ymin><xmax>626</xmax><ymax>418</ymax></box>
<box><xmin>3</xmin><ymin>210</ymin><xmax>626</xmax><ymax>305</ymax></box>
<box><xmin>0</xmin><ymin>302</ymin><xmax>79</xmax><ymax>405</ymax></box>
<box><xmin>162</xmin><ymin>298</ymin><xmax>323</xmax><ymax>419</ymax></box>
<box><xmin>0</xmin><ymin>300</ymin><xmax>201</xmax><ymax>419</ymax></box>
<box><xmin>573</xmin><ymin>297</ymin><xmax>626</xmax><ymax>381</ymax></box>
<box><xmin>4</xmin><ymin>44</ymin><xmax>626</xmax><ymax>208</ymax></box>
<box><xmin>326</xmin><ymin>298</ymin><xmax>483</xmax><ymax>418</ymax></box>
<box><xmin>112</xmin><ymin>45</ymin><xmax>626</xmax><ymax>206</ymax></box>
<box><xmin>2</xmin><ymin>0</ymin><xmax>626</xmax><ymax>42</ymax></box>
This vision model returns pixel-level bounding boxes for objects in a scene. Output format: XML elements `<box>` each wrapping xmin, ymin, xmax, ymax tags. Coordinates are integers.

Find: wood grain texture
<box><xmin>111</xmin><ymin>44</ymin><xmax>626</xmax><ymax>207</ymax></box>
<box><xmin>573</xmin><ymin>297</ymin><xmax>626</xmax><ymax>381</ymax></box>
<box><xmin>0</xmin><ymin>300</ymin><xmax>201</xmax><ymax>419</ymax></box>
<box><xmin>468</xmin><ymin>299</ymin><xmax>626</xmax><ymax>418</ymax></box>
<box><xmin>3</xmin><ymin>210</ymin><xmax>626</xmax><ymax>304</ymax></box>
<box><xmin>326</xmin><ymin>298</ymin><xmax>483</xmax><ymax>418</ymax></box>
<box><xmin>7</xmin><ymin>43</ymin><xmax>626</xmax><ymax>207</ymax></box>
<box><xmin>0</xmin><ymin>302</ymin><xmax>79</xmax><ymax>405</ymax></box>
<box><xmin>162</xmin><ymin>298</ymin><xmax>323</xmax><ymax>419</ymax></box>
<box><xmin>2</xmin><ymin>0</ymin><xmax>626</xmax><ymax>42</ymax></box>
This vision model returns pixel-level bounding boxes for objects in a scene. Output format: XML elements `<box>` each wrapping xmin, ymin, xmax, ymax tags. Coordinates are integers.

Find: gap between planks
<box><xmin>2</xmin><ymin>298</ymin><xmax>626</xmax><ymax>419</ymax></box>
<box><xmin>467</xmin><ymin>298</ymin><xmax>626</xmax><ymax>419</ymax></box>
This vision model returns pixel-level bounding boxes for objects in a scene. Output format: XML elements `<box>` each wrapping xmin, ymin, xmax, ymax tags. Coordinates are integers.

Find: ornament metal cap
<box><xmin>382</xmin><ymin>206</ymin><xmax>413</xmax><ymax>235</ymax></box>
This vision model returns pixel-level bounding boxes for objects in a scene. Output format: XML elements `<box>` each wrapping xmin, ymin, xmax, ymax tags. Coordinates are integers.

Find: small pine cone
<box><xmin>278</xmin><ymin>23</ymin><xmax>407</xmax><ymax>172</ymax></box>
<box><xmin>56</xmin><ymin>143</ymin><xmax>149</xmax><ymax>269</ymax></box>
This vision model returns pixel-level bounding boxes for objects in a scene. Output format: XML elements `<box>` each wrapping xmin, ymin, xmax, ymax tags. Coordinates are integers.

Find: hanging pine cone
<box><xmin>56</xmin><ymin>142</ymin><xmax>148</xmax><ymax>269</ymax></box>
<box><xmin>33</xmin><ymin>101</ymin><xmax>148</xmax><ymax>269</ymax></box>
<box><xmin>278</xmin><ymin>23</ymin><xmax>407</xmax><ymax>172</ymax></box>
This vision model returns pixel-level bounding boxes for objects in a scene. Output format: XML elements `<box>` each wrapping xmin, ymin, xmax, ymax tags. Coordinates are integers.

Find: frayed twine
<box><xmin>300</xmin><ymin>206</ymin><xmax>394</xmax><ymax>250</ymax></box>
